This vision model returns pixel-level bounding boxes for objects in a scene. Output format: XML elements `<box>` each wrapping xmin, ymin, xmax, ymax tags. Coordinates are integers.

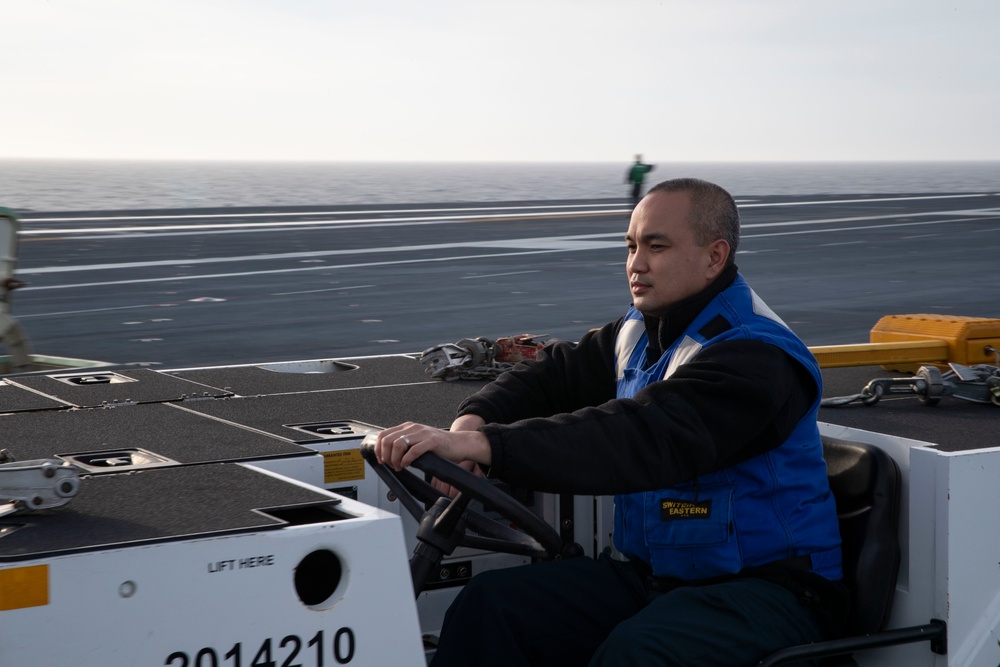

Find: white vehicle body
<box><xmin>0</xmin><ymin>352</ymin><xmax>996</xmax><ymax>666</ymax></box>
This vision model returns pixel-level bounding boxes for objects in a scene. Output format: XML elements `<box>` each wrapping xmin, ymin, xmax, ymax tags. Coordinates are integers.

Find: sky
<box><xmin>1</xmin><ymin>0</ymin><xmax>998</xmax><ymax>163</ymax></box>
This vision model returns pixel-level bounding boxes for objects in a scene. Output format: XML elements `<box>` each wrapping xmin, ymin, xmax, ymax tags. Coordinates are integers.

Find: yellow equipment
<box><xmin>810</xmin><ymin>314</ymin><xmax>1000</xmax><ymax>372</ymax></box>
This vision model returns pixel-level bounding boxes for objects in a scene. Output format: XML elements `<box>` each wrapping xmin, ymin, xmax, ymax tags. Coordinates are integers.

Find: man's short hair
<box><xmin>646</xmin><ymin>178</ymin><xmax>740</xmax><ymax>265</ymax></box>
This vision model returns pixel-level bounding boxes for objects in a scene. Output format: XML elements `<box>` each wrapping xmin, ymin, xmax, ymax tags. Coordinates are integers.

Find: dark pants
<box><xmin>430</xmin><ymin>552</ymin><xmax>828</xmax><ymax>667</ymax></box>
<box><xmin>631</xmin><ymin>182</ymin><xmax>643</xmax><ymax>205</ymax></box>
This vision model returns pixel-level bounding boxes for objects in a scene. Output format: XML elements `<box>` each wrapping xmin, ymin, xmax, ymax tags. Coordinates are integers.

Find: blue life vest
<box><xmin>613</xmin><ymin>275</ymin><xmax>842</xmax><ymax>581</ymax></box>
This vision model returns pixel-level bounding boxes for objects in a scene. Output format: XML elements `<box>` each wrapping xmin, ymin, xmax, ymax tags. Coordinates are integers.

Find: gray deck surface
<box><xmin>4</xmin><ymin>194</ymin><xmax>998</xmax><ymax>557</ymax></box>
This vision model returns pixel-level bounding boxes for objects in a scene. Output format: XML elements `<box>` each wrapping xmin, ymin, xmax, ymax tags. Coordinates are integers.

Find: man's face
<box><xmin>625</xmin><ymin>190</ymin><xmax>725</xmax><ymax>318</ymax></box>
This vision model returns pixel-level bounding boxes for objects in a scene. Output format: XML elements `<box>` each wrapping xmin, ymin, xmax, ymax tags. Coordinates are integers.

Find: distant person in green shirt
<box><xmin>626</xmin><ymin>155</ymin><xmax>655</xmax><ymax>206</ymax></box>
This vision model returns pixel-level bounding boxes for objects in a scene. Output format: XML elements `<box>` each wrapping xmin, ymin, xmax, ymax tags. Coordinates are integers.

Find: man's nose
<box><xmin>628</xmin><ymin>252</ymin><xmax>647</xmax><ymax>274</ymax></box>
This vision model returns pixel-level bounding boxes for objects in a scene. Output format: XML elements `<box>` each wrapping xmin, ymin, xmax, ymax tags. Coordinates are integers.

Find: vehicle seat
<box><xmin>825</xmin><ymin>435</ymin><xmax>900</xmax><ymax>638</ymax></box>
<box><xmin>757</xmin><ymin>436</ymin><xmax>946</xmax><ymax>667</ymax></box>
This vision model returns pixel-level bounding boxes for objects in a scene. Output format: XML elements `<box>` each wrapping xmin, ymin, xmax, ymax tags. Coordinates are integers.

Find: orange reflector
<box><xmin>0</xmin><ymin>565</ymin><xmax>49</xmax><ymax>611</ymax></box>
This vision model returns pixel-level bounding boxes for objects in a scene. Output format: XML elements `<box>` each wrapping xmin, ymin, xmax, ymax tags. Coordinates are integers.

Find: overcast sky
<box><xmin>2</xmin><ymin>0</ymin><xmax>997</xmax><ymax>163</ymax></box>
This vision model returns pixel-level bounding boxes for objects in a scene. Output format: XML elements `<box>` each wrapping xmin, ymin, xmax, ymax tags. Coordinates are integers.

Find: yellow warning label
<box><xmin>0</xmin><ymin>565</ymin><xmax>49</xmax><ymax>611</ymax></box>
<box><xmin>323</xmin><ymin>449</ymin><xmax>365</xmax><ymax>485</ymax></box>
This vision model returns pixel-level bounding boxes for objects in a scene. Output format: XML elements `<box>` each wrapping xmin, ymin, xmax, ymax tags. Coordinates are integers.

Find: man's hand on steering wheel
<box><xmin>372</xmin><ymin>421</ymin><xmax>493</xmax><ymax>472</ymax></box>
<box><xmin>361</xmin><ymin>426</ymin><xmax>562</xmax><ymax>566</ymax></box>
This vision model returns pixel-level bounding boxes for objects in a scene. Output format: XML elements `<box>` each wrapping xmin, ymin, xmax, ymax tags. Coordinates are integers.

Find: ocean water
<box><xmin>1</xmin><ymin>159</ymin><xmax>998</xmax><ymax>212</ymax></box>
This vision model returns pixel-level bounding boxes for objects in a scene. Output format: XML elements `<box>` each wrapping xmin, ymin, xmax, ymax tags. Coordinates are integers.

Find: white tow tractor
<box><xmin>1</xmin><ymin>318</ymin><xmax>999</xmax><ymax>665</ymax></box>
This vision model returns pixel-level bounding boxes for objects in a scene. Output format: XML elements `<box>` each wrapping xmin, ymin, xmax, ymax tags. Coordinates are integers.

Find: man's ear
<box><xmin>706</xmin><ymin>239</ymin><xmax>731</xmax><ymax>279</ymax></box>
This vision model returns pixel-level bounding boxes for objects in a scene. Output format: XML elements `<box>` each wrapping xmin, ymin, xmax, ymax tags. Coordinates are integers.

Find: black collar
<box><xmin>641</xmin><ymin>263</ymin><xmax>739</xmax><ymax>366</ymax></box>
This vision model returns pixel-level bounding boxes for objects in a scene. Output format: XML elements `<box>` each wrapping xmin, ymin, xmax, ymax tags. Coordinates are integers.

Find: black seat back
<box><xmin>822</xmin><ymin>436</ymin><xmax>902</xmax><ymax>636</ymax></box>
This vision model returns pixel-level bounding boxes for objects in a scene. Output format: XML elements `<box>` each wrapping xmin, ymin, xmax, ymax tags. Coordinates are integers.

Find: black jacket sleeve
<box><xmin>464</xmin><ymin>338</ymin><xmax>816</xmax><ymax>496</ymax></box>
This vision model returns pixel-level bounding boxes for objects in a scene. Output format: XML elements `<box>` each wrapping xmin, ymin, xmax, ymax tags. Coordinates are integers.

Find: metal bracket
<box><xmin>0</xmin><ymin>451</ymin><xmax>82</xmax><ymax>518</ymax></box>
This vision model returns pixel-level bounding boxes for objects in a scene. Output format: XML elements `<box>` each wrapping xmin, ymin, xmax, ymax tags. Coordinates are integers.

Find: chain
<box><xmin>820</xmin><ymin>387</ymin><xmax>881</xmax><ymax>408</ymax></box>
<box><xmin>821</xmin><ymin>364</ymin><xmax>1000</xmax><ymax>408</ymax></box>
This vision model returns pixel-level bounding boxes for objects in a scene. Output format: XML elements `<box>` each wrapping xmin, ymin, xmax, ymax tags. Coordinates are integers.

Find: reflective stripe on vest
<box><xmin>614</xmin><ymin>317</ymin><xmax>645</xmax><ymax>381</ymax></box>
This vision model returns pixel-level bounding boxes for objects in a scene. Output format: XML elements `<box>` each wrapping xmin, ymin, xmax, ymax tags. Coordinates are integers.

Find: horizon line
<box><xmin>2</xmin><ymin>157</ymin><xmax>999</xmax><ymax>165</ymax></box>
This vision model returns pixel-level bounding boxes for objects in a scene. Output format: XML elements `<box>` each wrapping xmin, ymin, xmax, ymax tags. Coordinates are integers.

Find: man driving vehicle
<box><xmin>374</xmin><ymin>177</ymin><xmax>848</xmax><ymax>666</ymax></box>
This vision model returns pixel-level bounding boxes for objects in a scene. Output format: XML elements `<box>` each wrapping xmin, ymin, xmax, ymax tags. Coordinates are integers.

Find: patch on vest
<box><xmin>698</xmin><ymin>314</ymin><xmax>731</xmax><ymax>339</ymax></box>
<box><xmin>660</xmin><ymin>498</ymin><xmax>712</xmax><ymax>520</ymax></box>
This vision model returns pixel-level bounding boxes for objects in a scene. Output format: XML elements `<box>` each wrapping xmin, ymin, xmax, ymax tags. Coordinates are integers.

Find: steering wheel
<box><xmin>360</xmin><ymin>437</ymin><xmax>561</xmax><ymax>592</ymax></box>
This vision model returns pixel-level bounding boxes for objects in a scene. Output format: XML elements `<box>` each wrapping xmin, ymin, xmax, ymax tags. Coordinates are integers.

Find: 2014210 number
<box><xmin>165</xmin><ymin>628</ymin><xmax>356</xmax><ymax>666</ymax></box>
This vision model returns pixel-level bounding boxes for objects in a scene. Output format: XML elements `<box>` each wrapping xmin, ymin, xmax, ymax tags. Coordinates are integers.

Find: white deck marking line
<box><xmin>18</xmin><ymin>195</ymin><xmax>995</xmax><ymax>235</ymax></box>
<box><xmin>462</xmin><ymin>270</ymin><xmax>542</xmax><ymax>279</ymax></box>
<box><xmin>740</xmin><ymin>216</ymin><xmax>991</xmax><ymax>239</ymax></box>
<box><xmin>22</xmin><ymin>203</ymin><xmax>628</xmax><ymax>223</ymax></box>
<box><xmin>271</xmin><ymin>285</ymin><xmax>375</xmax><ymax>295</ymax></box>
<box><xmin>19</xmin><ymin>249</ymin><xmax>564</xmax><ymax>291</ymax></box>
<box><xmin>19</xmin><ymin>239</ymin><xmax>616</xmax><ymax>274</ymax></box>
<box><xmin>19</xmin><ymin>209</ymin><xmax>997</xmax><ymax>277</ymax></box>
<box><xmin>738</xmin><ymin>193</ymin><xmax>990</xmax><ymax>208</ymax></box>
<box><xmin>18</xmin><ymin>209</ymin><xmax>626</xmax><ymax>235</ymax></box>
<box><xmin>16</xmin><ymin>303</ymin><xmax>179</xmax><ymax>318</ymax></box>
<box><xmin>17</xmin><ymin>213</ymin><xmax>992</xmax><ymax>293</ymax></box>
<box><xmin>19</xmin><ymin>193</ymin><xmax>989</xmax><ymax>224</ymax></box>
